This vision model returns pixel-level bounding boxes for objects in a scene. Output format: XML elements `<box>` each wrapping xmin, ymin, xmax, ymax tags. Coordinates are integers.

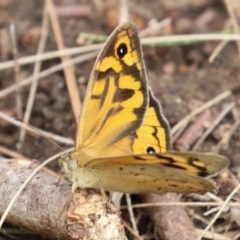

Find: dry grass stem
<box><xmin>0</xmin><ymin>51</ymin><xmax>98</xmax><ymax>99</ymax></box>
<box><xmin>10</xmin><ymin>24</ymin><xmax>22</xmax><ymax>120</ymax></box>
<box><xmin>192</xmin><ymin>103</ymin><xmax>235</xmax><ymax>151</ymax></box>
<box><xmin>126</xmin><ymin>194</ymin><xmax>139</xmax><ymax>236</ymax></box>
<box><xmin>0</xmin><ymin>111</ymin><xmax>74</xmax><ymax>145</ymax></box>
<box><xmin>0</xmin><ymin>44</ymin><xmax>103</xmax><ymax>71</ymax></box>
<box><xmin>45</xmin><ymin>0</ymin><xmax>81</xmax><ymax>123</ymax></box>
<box><xmin>172</xmin><ymin>90</ymin><xmax>232</xmax><ymax>135</ymax></box>
<box><xmin>121</xmin><ymin>201</ymin><xmax>240</xmax><ymax>209</ymax></box>
<box><xmin>224</xmin><ymin>0</ymin><xmax>240</xmax><ymax>58</ymax></box>
<box><xmin>216</xmin><ymin>117</ymin><xmax>240</xmax><ymax>151</ymax></box>
<box><xmin>19</xmin><ymin>5</ymin><xmax>49</xmax><ymax>147</ymax></box>
<box><xmin>0</xmin><ymin>146</ymin><xmax>29</xmax><ymax>160</ymax></box>
<box><xmin>198</xmin><ymin>183</ymin><xmax>240</xmax><ymax>240</ymax></box>
<box><xmin>196</xmin><ymin>229</ymin><xmax>232</xmax><ymax>240</ymax></box>
<box><xmin>139</xmin><ymin>18</ymin><xmax>172</xmax><ymax>37</ymax></box>
<box><xmin>119</xmin><ymin>0</ymin><xmax>129</xmax><ymax>24</ymax></box>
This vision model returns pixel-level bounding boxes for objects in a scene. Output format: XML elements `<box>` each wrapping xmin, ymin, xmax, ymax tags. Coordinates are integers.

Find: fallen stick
<box><xmin>141</xmin><ymin>193</ymin><xmax>198</xmax><ymax>240</ymax></box>
<box><xmin>0</xmin><ymin>158</ymin><xmax>126</xmax><ymax>239</ymax></box>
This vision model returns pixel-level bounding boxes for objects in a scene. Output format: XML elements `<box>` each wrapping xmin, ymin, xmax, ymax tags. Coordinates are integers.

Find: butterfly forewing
<box><xmin>76</xmin><ymin>22</ymin><xmax>148</xmax><ymax>152</ymax></box>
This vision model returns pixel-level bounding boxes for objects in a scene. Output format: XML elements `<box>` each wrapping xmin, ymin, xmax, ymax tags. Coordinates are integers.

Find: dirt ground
<box><xmin>0</xmin><ymin>0</ymin><xmax>240</xmax><ymax>239</ymax></box>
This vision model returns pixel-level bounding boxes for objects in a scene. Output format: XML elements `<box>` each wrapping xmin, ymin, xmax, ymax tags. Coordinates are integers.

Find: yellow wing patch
<box><xmin>91</xmin><ymin>90</ymin><xmax>171</xmax><ymax>158</ymax></box>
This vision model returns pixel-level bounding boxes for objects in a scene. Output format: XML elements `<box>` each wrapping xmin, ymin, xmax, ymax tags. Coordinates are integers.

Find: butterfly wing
<box><xmin>131</xmin><ymin>89</ymin><xmax>171</xmax><ymax>153</ymax></box>
<box><xmin>82</xmin><ymin>151</ymin><xmax>228</xmax><ymax>194</ymax></box>
<box><xmin>63</xmin><ymin>151</ymin><xmax>228</xmax><ymax>194</ymax></box>
<box><xmin>85</xmin><ymin>164</ymin><xmax>216</xmax><ymax>194</ymax></box>
<box><xmin>87</xmin><ymin>152</ymin><xmax>228</xmax><ymax>175</ymax></box>
<box><xmin>76</xmin><ymin>22</ymin><xmax>148</xmax><ymax>152</ymax></box>
<box><xmin>95</xmin><ymin>89</ymin><xmax>172</xmax><ymax>158</ymax></box>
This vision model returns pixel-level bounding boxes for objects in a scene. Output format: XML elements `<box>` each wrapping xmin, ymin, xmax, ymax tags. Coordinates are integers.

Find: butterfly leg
<box><xmin>71</xmin><ymin>181</ymin><xmax>78</xmax><ymax>193</ymax></box>
<box><xmin>54</xmin><ymin>171</ymin><xmax>63</xmax><ymax>185</ymax></box>
<box><xmin>57</xmin><ymin>193</ymin><xmax>74</xmax><ymax>219</ymax></box>
<box><xmin>94</xmin><ymin>178</ymin><xmax>107</xmax><ymax>198</ymax></box>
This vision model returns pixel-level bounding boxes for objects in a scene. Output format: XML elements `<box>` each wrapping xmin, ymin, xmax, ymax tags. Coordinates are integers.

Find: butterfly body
<box><xmin>60</xmin><ymin>21</ymin><xmax>228</xmax><ymax>195</ymax></box>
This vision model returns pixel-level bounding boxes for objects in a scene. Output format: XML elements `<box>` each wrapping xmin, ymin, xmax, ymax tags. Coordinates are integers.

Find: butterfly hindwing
<box><xmin>86</xmin><ymin>151</ymin><xmax>228</xmax><ymax>177</ymax></box>
<box><xmin>82</xmin><ymin>163</ymin><xmax>216</xmax><ymax>194</ymax></box>
<box><xmin>81</xmin><ymin>151</ymin><xmax>228</xmax><ymax>194</ymax></box>
<box><xmin>131</xmin><ymin>89</ymin><xmax>172</xmax><ymax>154</ymax></box>
<box><xmin>64</xmin><ymin>151</ymin><xmax>228</xmax><ymax>194</ymax></box>
<box><xmin>94</xmin><ymin>89</ymin><xmax>171</xmax><ymax>158</ymax></box>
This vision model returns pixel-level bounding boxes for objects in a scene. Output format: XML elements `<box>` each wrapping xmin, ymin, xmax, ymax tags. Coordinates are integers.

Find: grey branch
<box><xmin>0</xmin><ymin>158</ymin><xmax>126</xmax><ymax>239</ymax></box>
<box><xmin>141</xmin><ymin>193</ymin><xmax>198</xmax><ymax>240</ymax></box>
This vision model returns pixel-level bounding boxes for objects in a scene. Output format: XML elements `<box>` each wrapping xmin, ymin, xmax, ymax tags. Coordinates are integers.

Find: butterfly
<box><xmin>60</xmin><ymin>21</ymin><xmax>228</xmax><ymax>195</ymax></box>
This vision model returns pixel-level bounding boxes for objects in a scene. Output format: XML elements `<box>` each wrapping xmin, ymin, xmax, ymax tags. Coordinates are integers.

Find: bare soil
<box><xmin>0</xmin><ymin>0</ymin><xmax>240</xmax><ymax>239</ymax></box>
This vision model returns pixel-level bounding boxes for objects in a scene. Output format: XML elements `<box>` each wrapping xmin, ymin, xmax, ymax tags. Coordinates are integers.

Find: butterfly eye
<box><xmin>147</xmin><ymin>146</ymin><xmax>156</xmax><ymax>154</ymax></box>
<box><xmin>117</xmin><ymin>43</ymin><xmax>127</xmax><ymax>58</ymax></box>
<box><xmin>67</xmin><ymin>159</ymin><xmax>77</xmax><ymax>170</ymax></box>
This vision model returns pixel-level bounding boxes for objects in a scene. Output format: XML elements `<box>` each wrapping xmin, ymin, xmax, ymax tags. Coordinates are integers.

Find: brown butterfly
<box><xmin>60</xmin><ymin>21</ymin><xmax>228</xmax><ymax>195</ymax></box>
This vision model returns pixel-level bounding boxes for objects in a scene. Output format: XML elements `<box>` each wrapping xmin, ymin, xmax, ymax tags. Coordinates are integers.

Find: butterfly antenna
<box><xmin>16</xmin><ymin>118</ymin><xmax>66</xmax><ymax>152</ymax></box>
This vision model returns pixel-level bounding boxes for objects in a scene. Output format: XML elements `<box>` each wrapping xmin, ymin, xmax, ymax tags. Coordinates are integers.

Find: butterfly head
<box><xmin>66</xmin><ymin>158</ymin><xmax>77</xmax><ymax>171</ymax></box>
<box><xmin>59</xmin><ymin>151</ymin><xmax>100</xmax><ymax>191</ymax></box>
<box><xmin>59</xmin><ymin>152</ymin><xmax>78</xmax><ymax>172</ymax></box>
<box><xmin>58</xmin><ymin>152</ymin><xmax>80</xmax><ymax>191</ymax></box>
<box><xmin>60</xmin><ymin>150</ymin><xmax>91</xmax><ymax>173</ymax></box>
<box><xmin>59</xmin><ymin>152</ymin><xmax>78</xmax><ymax>175</ymax></box>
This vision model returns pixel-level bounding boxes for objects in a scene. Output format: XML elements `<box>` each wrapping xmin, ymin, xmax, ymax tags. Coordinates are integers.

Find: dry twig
<box><xmin>172</xmin><ymin>90</ymin><xmax>232</xmax><ymax>135</ymax></box>
<box><xmin>175</xmin><ymin>110</ymin><xmax>212</xmax><ymax>151</ymax></box>
<box><xmin>0</xmin><ymin>159</ymin><xmax>125</xmax><ymax>239</ymax></box>
<box><xmin>141</xmin><ymin>193</ymin><xmax>198</xmax><ymax>240</ymax></box>
<box><xmin>192</xmin><ymin>103</ymin><xmax>235</xmax><ymax>151</ymax></box>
